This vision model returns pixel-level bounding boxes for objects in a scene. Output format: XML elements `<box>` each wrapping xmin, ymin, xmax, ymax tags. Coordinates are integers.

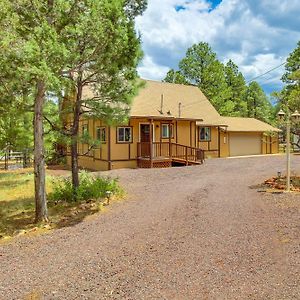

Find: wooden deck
<box><xmin>137</xmin><ymin>142</ymin><xmax>204</xmax><ymax>168</ymax></box>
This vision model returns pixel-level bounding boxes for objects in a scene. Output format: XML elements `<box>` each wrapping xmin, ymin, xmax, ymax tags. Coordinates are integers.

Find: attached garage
<box><xmin>229</xmin><ymin>132</ymin><xmax>261</xmax><ymax>156</ymax></box>
<box><xmin>220</xmin><ymin>117</ymin><xmax>280</xmax><ymax>157</ymax></box>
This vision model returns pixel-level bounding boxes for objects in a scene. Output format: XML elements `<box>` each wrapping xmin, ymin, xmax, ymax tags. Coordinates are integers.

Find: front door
<box><xmin>140</xmin><ymin>124</ymin><xmax>154</xmax><ymax>157</ymax></box>
<box><xmin>140</xmin><ymin>124</ymin><xmax>150</xmax><ymax>142</ymax></box>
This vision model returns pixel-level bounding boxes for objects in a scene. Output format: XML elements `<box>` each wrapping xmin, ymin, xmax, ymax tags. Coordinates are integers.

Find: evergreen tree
<box><xmin>163</xmin><ymin>69</ymin><xmax>189</xmax><ymax>84</ymax></box>
<box><xmin>163</xmin><ymin>42</ymin><xmax>272</xmax><ymax>120</ymax></box>
<box><xmin>224</xmin><ymin>60</ymin><xmax>247</xmax><ymax>116</ymax></box>
<box><xmin>245</xmin><ymin>81</ymin><xmax>273</xmax><ymax>123</ymax></box>
<box><xmin>178</xmin><ymin>42</ymin><xmax>230</xmax><ymax>112</ymax></box>
<box><xmin>0</xmin><ymin>0</ymin><xmax>147</xmax><ymax>218</ymax></box>
<box><xmin>281</xmin><ymin>41</ymin><xmax>300</xmax><ymax>109</ymax></box>
<box><xmin>54</xmin><ymin>0</ymin><xmax>146</xmax><ymax>191</ymax></box>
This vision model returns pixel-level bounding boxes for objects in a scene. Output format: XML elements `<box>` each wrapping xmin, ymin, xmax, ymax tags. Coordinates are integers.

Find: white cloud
<box><xmin>136</xmin><ymin>0</ymin><xmax>300</xmax><ymax>92</ymax></box>
<box><xmin>241</xmin><ymin>53</ymin><xmax>285</xmax><ymax>86</ymax></box>
<box><xmin>137</xmin><ymin>55</ymin><xmax>170</xmax><ymax>80</ymax></box>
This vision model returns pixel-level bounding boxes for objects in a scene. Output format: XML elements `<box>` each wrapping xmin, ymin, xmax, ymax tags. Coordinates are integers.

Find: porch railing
<box><xmin>137</xmin><ymin>142</ymin><xmax>204</xmax><ymax>164</ymax></box>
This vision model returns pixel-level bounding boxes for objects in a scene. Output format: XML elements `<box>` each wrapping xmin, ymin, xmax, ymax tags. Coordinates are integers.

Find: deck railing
<box><xmin>137</xmin><ymin>142</ymin><xmax>204</xmax><ymax>164</ymax></box>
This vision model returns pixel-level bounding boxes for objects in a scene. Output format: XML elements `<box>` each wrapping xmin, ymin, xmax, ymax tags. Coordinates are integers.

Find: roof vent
<box><xmin>178</xmin><ymin>102</ymin><xmax>182</xmax><ymax>118</ymax></box>
<box><xmin>158</xmin><ymin>94</ymin><xmax>164</xmax><ymax>114</ymax></box>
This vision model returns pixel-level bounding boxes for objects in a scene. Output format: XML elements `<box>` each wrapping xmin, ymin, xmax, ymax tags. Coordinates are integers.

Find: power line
<box><xmin>246</xmin><ymin>61</ymin><xmax>286</xmax><ymax>84</ymax></box>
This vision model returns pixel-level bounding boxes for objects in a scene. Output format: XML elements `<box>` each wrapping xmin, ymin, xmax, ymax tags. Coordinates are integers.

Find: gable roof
<box><xmin>130</xmin><ymin>80</ymin><xmax>223</xmax><ymax>123</ymax></box>
<box><xmin>220</xmin><ymin>117</ymin><xmax>280</xmax><ymax>132</ymax></box>
<box><xmin>82</xmin><ymin>79</ymin><xmax>279</xmax><ymax>132</ymax></box>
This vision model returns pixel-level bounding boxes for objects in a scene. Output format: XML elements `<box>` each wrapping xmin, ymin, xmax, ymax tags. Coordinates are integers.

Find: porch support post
<box><xmin>169</xmin><ymin>120</ymin><xmax>172</xmax><ymax>158</ymax></box>
<box><xmin>108</xmin><ymin>125</ymin><xmax>112</xmax><ymax>170</ymax></box>
<box><xmin>218</xmin><ymin>126</ymin><xmax>221</xmax><ymax>158</ymax></box>
<box><xmin>150</xmin><ymin>119</ymin><xmax>153</xmax><ymax>168</ymax></box>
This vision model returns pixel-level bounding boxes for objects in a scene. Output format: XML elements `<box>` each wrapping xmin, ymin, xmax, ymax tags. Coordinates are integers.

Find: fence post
<box><xmin>4</xmin><ymin>150</ymin><xmax>8</xmax><ymax>170</ymax></box>
<box><xmin>23</xmin><ymin>149</ymin><xmax>28</xmax><ymax>168</ymax></box>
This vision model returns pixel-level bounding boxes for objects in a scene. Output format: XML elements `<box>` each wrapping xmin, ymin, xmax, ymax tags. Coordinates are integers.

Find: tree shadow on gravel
<box><xmin>0</xmin><ymin>195</ymin><xmax>104</xmax><ymax>240</ymax></box>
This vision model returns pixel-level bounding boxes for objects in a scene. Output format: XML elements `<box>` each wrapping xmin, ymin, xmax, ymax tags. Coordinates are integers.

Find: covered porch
<box><xmin>137</xmin><ymin>141</ymin><xmax>204</xmax><ymax>168</ymax></box>
<box><xmin>134</xmin><ymin>117</ymin><xmax>204</xmax><ymax>168</ymax></box>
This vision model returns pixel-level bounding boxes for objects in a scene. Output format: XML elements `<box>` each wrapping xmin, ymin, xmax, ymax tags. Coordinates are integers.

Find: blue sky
<box><xmin>135</xmin><ymin>0</ymin><xmax>300</xmax><ymax>95</ymax></box>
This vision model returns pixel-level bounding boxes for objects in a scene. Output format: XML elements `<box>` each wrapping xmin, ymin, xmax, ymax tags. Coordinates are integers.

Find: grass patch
<box><xmin>0</xmin><ymin>169</ymin><xmax>123</xmax><ymax>241</ymax></box>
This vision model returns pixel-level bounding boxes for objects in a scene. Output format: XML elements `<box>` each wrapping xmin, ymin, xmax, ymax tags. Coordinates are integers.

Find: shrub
<box><xmin>49</xmin><ymin>171</ymin><xmax>123</xmax><ymax>202</ymax></box>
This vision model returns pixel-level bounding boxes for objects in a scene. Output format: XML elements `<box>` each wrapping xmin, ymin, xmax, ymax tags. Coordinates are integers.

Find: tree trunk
<box><xmin>70</xmin><ymin>79</ymin><xmax>83</xmax><ymax>194</ymax></box>
<box><xmin>71</xmin><ymin>134</ymin><xmax>79</xmax><ymax>190</ymax></box>
<box><xmin>34</xmin><ymin>81</ymin><xmax>48</xmax><ymax>223</ymax></box>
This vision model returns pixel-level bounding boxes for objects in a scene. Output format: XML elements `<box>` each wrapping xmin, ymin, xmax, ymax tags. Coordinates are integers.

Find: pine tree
<box><xmin>245</xmin><ymin>82</ymin><xmax>273</xmax><ymax>123</ymax></box>
<box><xmin>281</xmin><ymin>41</ymin><xmax>300</xmax><ymax>109</ymax></box>
<box><xmin>163</xmin><ymin>69</ymin><xmax>189</xmax><ymax>84</ymax></box>
<box><xmin>178</xmin><ymin>42</ymin><xmax>230</xmax><ymax>111</ymax></box>
<box><xmin>0</xmin><ymin>0</ymin><xmax>147</xmax><ymax>217</ymax></box>
<box><xmin>224</xmin><ymin>60</ymin><xmax>247</xmax><ymax>116</ymax></box>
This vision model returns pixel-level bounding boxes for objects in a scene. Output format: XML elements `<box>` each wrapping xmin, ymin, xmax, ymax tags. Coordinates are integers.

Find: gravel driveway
<box><xmin>0</xmin><ymin>155</ymin><xmax>299</xmax><ymax>299</ymax></box>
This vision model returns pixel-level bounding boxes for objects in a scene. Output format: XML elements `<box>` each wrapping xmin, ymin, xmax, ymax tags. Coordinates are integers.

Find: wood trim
<box><xmin>161</xmin><ymin>123</ymin><xmax>174</xmax><ymax>139</ymax></box>
<box><xmin>66</xmin><ymin>154</ymin><xmax>105</xmax><ymax>161</ymax></box>
<box><xmin>95</xmin><ymin>126</ymin><xmax>107</xmax><ymax>144</ymax></box>
<box><xmin>108</xmin><ymin>126</ymin><xmax>112</xmax><ymax>170</ymax></box>
<box><xmin>128</xmin><ymin>120</ymin><xmax>131</xmax><ymax>159</ymax></box>
<box><xmin>67</xmin><ymin>155</ymin><xmax>137</xmax><ymax>163</ymax></box>
<box><xmin>198</xmin><ymin>126</ymin><xmax>212</xmax><ymax>142</ymax></box>
<box><xmin>194</xmin><ymin>122</ymin><xmax>197</xmax><ymax>148</ymax></box>
<box><xmin>92</xmin><ymin>118</ymin><xmax>95</xmax><ymax>161</ymax></box>
<box><xmin>160</xmin><ymin>121</ymin><xmax>162</xmax><ymax>143</ymax></box>
<box><xmin>176</xmin><ymin>120</ymin><xmax>178</xmax><ymax>143</ymax></box>
<box><xmin>150</xmin><ymin>119</ymin><xmax>153</xmax><ymax>168</ymax></box>
<box><xmin>92</xmin><ymin>158</ymin><xmax>108</xmax><ymax>162</ymax></box>
<box><xmin>190</xmin><ymin>121</ymin><xmax>192</xmax><ymax>147</ymax></box>
<box><xmin>116</xmin><ymin>126</ymin><xmax>133</xmax><ymax>144</ymax></box>
<box><xmin>218</xmin><ymin>126</ymin><xmax>220</xmax><ymax>158</ymax></box>
<box><xmin>139</xmin><ymin>122</ymin><xmax>155</xmax><ymax>142</ymax></box>
<box><xmin>111</xmin><ymin>159</ymin><xmax>137</xmax><ymax>162</ymax></box>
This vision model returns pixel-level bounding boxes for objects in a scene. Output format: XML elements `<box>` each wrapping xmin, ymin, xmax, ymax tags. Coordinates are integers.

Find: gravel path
<box><xmin>0</xmin><ymin>155</ymin><xmax>299</xmax><ymax>299</ymax></box>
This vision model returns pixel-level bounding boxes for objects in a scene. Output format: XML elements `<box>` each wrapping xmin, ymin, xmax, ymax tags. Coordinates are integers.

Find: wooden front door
<box><xmin>140</xmin><ymin>124</ymin><xmax>152</xmax><ymax>157</ymax></box>
<box><xmin>140</xmin><ymin>124</ymin><xmax>150</xmax><ymax>142</ymax></box>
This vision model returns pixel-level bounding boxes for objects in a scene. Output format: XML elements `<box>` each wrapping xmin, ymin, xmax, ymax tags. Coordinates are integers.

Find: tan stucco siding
<box><xmin>67</xmin><ymin>116</ymin><xmax>280</xmax><ymax>171</ymax></box>
<box><xmin>176</xmin><ymin>121</ymin><xmax>191</xmax><ymax>145</ymax></box>
<box><xmin>77</xmin><ymin>156</ymin><xmax>109</xmax><ymax>171</ymax></box>
<box><xmin>110</xmin><ymin>160</ymin><xmax>137</xmax><ymax>170</ymax></box>
<box><xmin>110</xmin><ymin>125</ymin><xmax>131</xmax><ymax>161</ymax></box>
<box><xmin>220</xmin><ymin>131</ymin><xmax>229</xmax><ymax>157</ymax></box>
<box><xmin>262</xmin><ymin>134</ymin><xmax>279</xmax><ymax>154</ymax></box>
<box><xmin>197</xmin><ymin>126</ymin><xmax>219</xmax><ymax>153</ymax></box>
<box><xmin>271</xmin><ymin>135</ymin><xmax>279</xmax><ymax>153</ymax></box>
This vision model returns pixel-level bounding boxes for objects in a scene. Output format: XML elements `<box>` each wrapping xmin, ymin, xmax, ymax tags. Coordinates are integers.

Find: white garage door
<box><xmin>229</xmin><ymin>133</ymin><xmax>261</xmax><ymax>156</ymax></box>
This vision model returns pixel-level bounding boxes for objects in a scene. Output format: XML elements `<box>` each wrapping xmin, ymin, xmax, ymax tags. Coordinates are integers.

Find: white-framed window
<box><xmin>199</xmin><ymin>127</ymin><xmax>211</xmax><ymax>141</ymax></box>
<box><xmin>96</xmin><ymin>127</ymin><xmax>106</xmax><ymax>143</ymax></box>
<box><xmin>161</xmin><ymin>124</ymin><xmax>173</xmax><ymax>139</ymax></box>
<box><xmin>117</xmin><ymin>127</ymin><xmax>132</xmax><ymax>143</ymax></box>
